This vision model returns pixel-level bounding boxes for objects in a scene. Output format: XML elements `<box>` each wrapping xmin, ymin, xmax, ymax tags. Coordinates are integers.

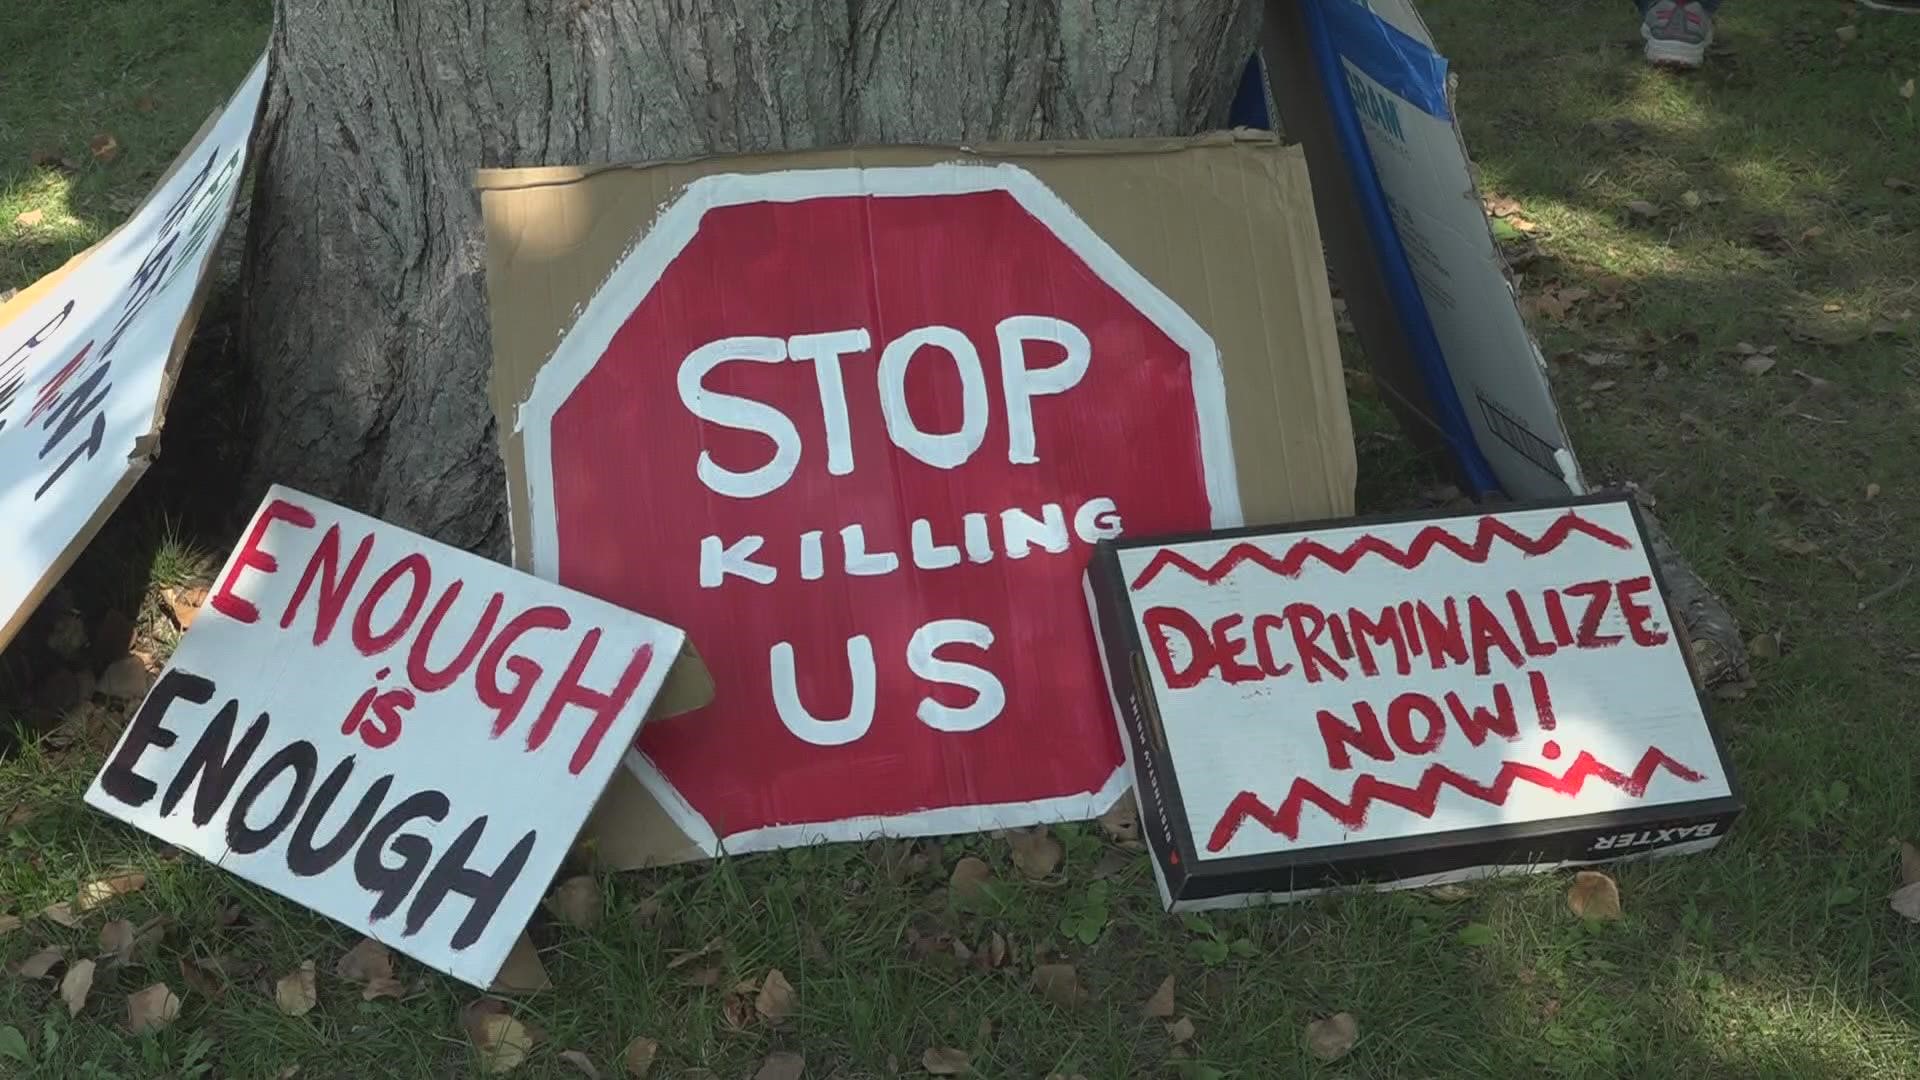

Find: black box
<box><xmin>1084</xmin><ymin>495</ymin><xmax>1741</xmax><ymax>910</ymax></box>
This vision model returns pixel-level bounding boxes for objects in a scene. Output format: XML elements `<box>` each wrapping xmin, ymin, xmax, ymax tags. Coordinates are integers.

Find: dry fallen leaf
<box><xmin>76</xmin><ymin>872</ymin><xmax>145</xmax><ymax>912</ymax></box>
<box><xmin>126</xmin><ymin>982</ymin><xmax>180</xmax><ymax>1034</ymax></box>
<box><xmin>1143</xmin><ymin>974</ymin><xmax>1176</xmax><ymax>1018</ymax></box>
<box><xmin>14</xmin><ymin>945</ymin><xmax>65</xmax><ymax>979</ymax></box>
<box><xmin>362</xmin><ymin>975</ymin><xmax>406</xmax><ymax>1001</ymax></box>
<box><xmin>40</xmin><ymin>901</ymin><xmax>80</xmax><ymax>927</ymax></box>
<box><xmin>1305</xmin><ymin>1012</ymin><xmax>1360</xmax><ymax>1062</ymax></box>
<box><xmin>177</xmin><ymin>956</ymin><xmax>226</xmax><ymax>1001</ymax></box>
<box><xmin>1867</xmin><ymin>483</ymin><xmax>1882</xmax><ymax>500</ymax></box>
<box><xmin>548</xmin><ymin>875</ymin><xmax>602</xmax><ymax>931</ymax></box>
<box><xmin>336</xmin><ymin>938</ymin><xmax>394</xmax><ymax>983</ymax></box>
<box><xmin>464</xmin><ymin>999</ymin><xmax>539</xmax><ymax>1075</ymax></box>
<box><xmin>972</xmin><ymin>930</ymin><xmax>1008</xmax><ymax>972</ymax></box>
<box><xmin>1742</xmin><ymin>355</ymin><xmax>1778</xmax><ymax>376</ymax></box>
<box><xmin>756</xmin><ymin>967</ymin><xmax>796</xmax><ymax>1023</ymax></box>
<box><xmin>160</xmin><ymin>586</ymin><xmax>209</xmax><ymax>631</ymax></box>
<box><xmin>1032</xmin><ymin>963</ymin><xmax>1085</xmax><ymax>1008</ymax></box>
<box><xmin>1567</xmin><ymin>870</ymin><xmax>1624</xmax><ymax>921</ymax></box>
<box><xmin>61</xmin><ymin>958</ymin><xmax>96</xmax><ymax>1016</ymax></box>
<box><xmin>558</xmin><ymin>1049</ymin><xmax>602</xmax><ymax>1078</ymax></box>
<box><xmin>1836</xmin><ymin>24</ymin><xmax>1859</xmax><ymax>43</ymax></box>
<box><xmin>923</xmin><ymin>1046</ymin><xmax>971</xmax><ymax>1075</ymax></box>
<box><xmin>1098</xmin><ymin>797</ymin><xmax>1140</xmax><ymax>844</ymax></box>
<box><xmin>89</xmin><ymin>134</ymin><xmax>120</xmax><ymax>163</ymax></box>
<box><xmin>1900</xmin><ymin>841</ymin><xmax>1920</xmax><ymax>886</ymax></box>
<box><xmin>275</xmin><ymin>960</ymin><xmax>318</xmax><ymax>1016</ymax></box>
<box><xmin>623</xmin><ymin>1036</ymin><xmax>659</xmax><ymax>1077</ymax></box>
<box><xmin>1893</xmin><ymin>883</ymin><xmax>1920</xmax><ymax>923</ymax></box>
<box><xmin>754</xmin><ymin>1051</ymin><xmax>805</xmax><ymax>1080</ymax></box>
<box><xmin>0</xmin><ymin>914</ymin><xmax>20</xmax><ymax>937</ymax></box>
<box><xmin>949</xmin><ymin>856</ymin><xmax>992</xmax><ymax>901</ymax></box>
<box><xmin>1626</xmin><ymin>199</ymin><xmax>1660</xmax><ymax>221</ymax></box>
<box><xmin>682</xmin><ymin>964</ymin><xmax>723</xmax><ymax>988</ymax></box>
<box><xmin>14</xmin><ymin>209</ymin><xmax>45</xmax><ymax>228</ymax></box>
<box><xmin>1167</xmin><ymin>1016</ymin><xmax>1197</xmax><ymax>1045</ymax></box>
<box><xmin>97</xmin><ymin>919</ymin><xmax>135</xmax><ymax>964</ymax></box>
<box><xmin>1748</xmin><ymin>633</ymin><xmax>1780</xmax><ymax>661</ymax></box>
<box><xmin>1009</xmin><ymin>828</ymin><xmax>1063</xmax><ymax>879</ymax></box>
<box><xmin>1902</xmin><ymin>78</ymin><xmax>1916</xmax><ymax>101</ymax></box>
<box><xmin>629</xmin><ymin>1030</ymin><xmax>668</xmax><ymax>1068</ymax></box>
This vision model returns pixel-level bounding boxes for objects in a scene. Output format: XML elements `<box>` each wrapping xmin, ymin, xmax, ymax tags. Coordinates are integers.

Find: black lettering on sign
<box><xmin>286</xmin><ymin>757</ymin><xmax>394</xmax><ymax>877</ymax></box>
<box><xmin>100</xmin><ymin>670</ymin><xmax>214</xmax><ymax>806</ymax></box>
<box><xmin>226</xmin><ymin>741</ymin><xmax>318</xmax><ymax>855</ymax></box>
<box><xmin>403</xmin><ymin>816</ymin><xmax>538</xmax><ymax>950</ymax></box>
<box><xmin>159</xmin><ymin>699</ymin><xmax>270</xmax><ymax>826</ymax></box>
<box><xmin>356</xmin><ymin>791</ymin><xmax>450</xmax><ymax>922</ymax></box>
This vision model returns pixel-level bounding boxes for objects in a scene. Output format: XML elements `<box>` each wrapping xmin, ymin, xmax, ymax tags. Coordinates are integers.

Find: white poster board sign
<box><xmin>84</xmin><ymin>486</ymin><xmax>685</xmax><ymax>988</ymax></box>
<box><xmin>0</xmin><ymin>53</ymin><xmax>268</xmax><ymax>650</ymax></box>
<box><xmin>1087</xmin><ymin>497</ymin><xmax>1739</xmax><ymax>909</ymax></box>
<box><xmin>1322</xmin><ymin>0</ymin><xmax>1583</xmax><ymax>496</ymax></box>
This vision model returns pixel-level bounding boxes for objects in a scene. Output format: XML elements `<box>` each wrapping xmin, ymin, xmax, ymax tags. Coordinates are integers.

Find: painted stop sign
<box><xmin>519</xmin><ymin>165</ymin><xmax>1238</xmax><ymax>854</ymax></box>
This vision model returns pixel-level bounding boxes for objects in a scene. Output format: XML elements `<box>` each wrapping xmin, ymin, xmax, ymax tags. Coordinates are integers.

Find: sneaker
<box><xmin>1642</xmin><ymin>0</ymin><xmax>1713</xmax><ymax>68</ymax></box>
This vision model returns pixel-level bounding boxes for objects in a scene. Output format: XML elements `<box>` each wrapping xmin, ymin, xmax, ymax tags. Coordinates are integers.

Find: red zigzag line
<box><xmin>1207</xmin><ymin>746</ymin><xmax>1706</xmax><ymax>853</ymax></box>
<box><xmin>1129</xmin><ymin>511</ymin><xmax>1633</xmax><ymax>591</ymax></box>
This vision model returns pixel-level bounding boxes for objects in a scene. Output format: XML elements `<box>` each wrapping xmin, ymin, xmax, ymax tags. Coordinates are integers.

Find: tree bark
<box><xmin>244</xmin><ymin>0</ymin><xmax>1261</xmax><ymax>555</ymax></box>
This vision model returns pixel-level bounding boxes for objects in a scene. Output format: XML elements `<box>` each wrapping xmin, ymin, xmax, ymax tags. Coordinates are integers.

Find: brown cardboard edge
<box><xmin>489</xmin><ymin>932</ymin><xmax>551</xmax><ymax>993</ymax></box>
<box><xmin>655</xmin><ymin>640</ymin><xmax>714</xmax><ymax>717</ymax></box>
<box><xmin>1259</xmin><ymin>4</ymin><xmax>1455</xmax><ymax>470</ymax></box>
<box><xmin>473</xmin><ymin>129</ymin><xmax>1282</xmax><ymax>191</ymax></box>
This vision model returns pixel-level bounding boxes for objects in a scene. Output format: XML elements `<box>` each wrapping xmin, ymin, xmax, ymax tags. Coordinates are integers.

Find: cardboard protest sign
<box><xmin>0</xmin><ymin>53</ymin><xmax>267</xmax><ymax>652</ymax></box>
<box><xmin>1281</xmin><ymin>0</ymin><xmax>1582</xmax><ymax>497</ymax></box>
<box><xmin>84</xmin><ymin>487</ymin><xmax>685</xmax><ymax>988</ymax></box>
<box><xmin>479</xmin><ymin>134</ymin><xmax>1355</xmax><ymax>863</ymax></box>
<box><xmin>1086</xmin><ymin>496</ymin><xmax>1739</xmax><ymax>910</ymax></box>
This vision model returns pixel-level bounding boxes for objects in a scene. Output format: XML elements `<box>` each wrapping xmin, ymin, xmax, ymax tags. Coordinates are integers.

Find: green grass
<box><xmin>0</xmin><ymin>0</ymin><xmax>267</xmax><ymax>292</ymax></box>
<box><xmin>5</xmin><ymin>1</ymin><xmax>1920</xmax><ymax>1076</ymax></box>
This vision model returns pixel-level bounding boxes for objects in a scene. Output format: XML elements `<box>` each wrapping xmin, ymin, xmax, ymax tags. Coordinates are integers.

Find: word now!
<box><xmin>207</xmin><ymin>499</ymin><xmax>655</xmax><ymax>772</ymax></box>
<box><xmin>680</xmin><ymin>317</ymin><xmax>1091</xmax><ymax>498</ymax></box>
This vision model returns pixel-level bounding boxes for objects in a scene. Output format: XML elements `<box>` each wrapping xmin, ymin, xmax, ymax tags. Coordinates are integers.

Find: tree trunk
<box><xmin>243</xmin><ymin>0</ymin><xmax>1261</xmax><ymax>555</ymax></box>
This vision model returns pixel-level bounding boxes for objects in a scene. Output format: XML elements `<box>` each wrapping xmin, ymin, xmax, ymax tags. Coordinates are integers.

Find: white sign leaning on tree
<box><xmin>0</xmin><ymin>53</ymin><xmax>267</xmax><ymax>651</ymax></box>
<box><xmin>84</xmin><ymin>486</ymin><xmax>686</xmax><ymax>988</ymax></box>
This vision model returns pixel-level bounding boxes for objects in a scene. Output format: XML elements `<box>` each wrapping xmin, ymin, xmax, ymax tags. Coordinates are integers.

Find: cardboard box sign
<box><xmin>1260</xmin><ymin>0</ymin><xmax>1581</xmax><ymax>499</ymax></box>
<box><xmin>1084</xmin><ymin>496</ymin><xmax>1740</xmax><ymax>911</ymax></box>
<box><xmin>479</xmin><ymin>134</ymin><xmax>1355</xmax><ymax>865</ymax></box>
<box><xmin>0</xmin><ymin>53</ymin><xmax>267</xmax><ymax>653</ymax></box>
<box><xmin>83</xmin><ymin>487</ymin><xmax>692</xmax><ymax>989</ymax></box>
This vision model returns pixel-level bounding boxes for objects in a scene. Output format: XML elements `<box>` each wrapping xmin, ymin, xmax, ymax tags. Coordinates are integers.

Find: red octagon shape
<box><xmin>518</xmin><ymin>164</ymin><xmax>1238</xmax><ymax>854</ymax></box>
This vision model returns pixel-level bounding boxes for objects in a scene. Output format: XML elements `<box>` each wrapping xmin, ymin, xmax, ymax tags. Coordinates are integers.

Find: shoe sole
<box><xmin>1642</xmin><ymin>25</ymin><xmax>1709</xmax><ymax>68</ymax></box>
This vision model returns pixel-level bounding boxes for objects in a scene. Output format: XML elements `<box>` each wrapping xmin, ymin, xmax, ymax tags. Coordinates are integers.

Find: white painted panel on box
<box><xmin>1116</xmin><ymin>502</ymin><xmax>1728</xmax><ymax>862</ymax></box>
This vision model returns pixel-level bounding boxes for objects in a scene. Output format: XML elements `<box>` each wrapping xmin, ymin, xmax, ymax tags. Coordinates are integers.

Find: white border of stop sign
<box><xmin>513</xmin><ymin>162</ymin><xmax>1238</xmax><ymax>855</ymax></box>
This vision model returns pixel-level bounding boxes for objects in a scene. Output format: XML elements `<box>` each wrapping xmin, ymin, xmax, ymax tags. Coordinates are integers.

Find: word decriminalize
<box><xmin>1142</xmin><ymin>574</ymin><xmax>1669</xmax><ymax>690</ymax></box>
<box><xmin>98</xmin><ymin>670</ymin><xmax>533</xmax><ymax>953</ymax></box>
